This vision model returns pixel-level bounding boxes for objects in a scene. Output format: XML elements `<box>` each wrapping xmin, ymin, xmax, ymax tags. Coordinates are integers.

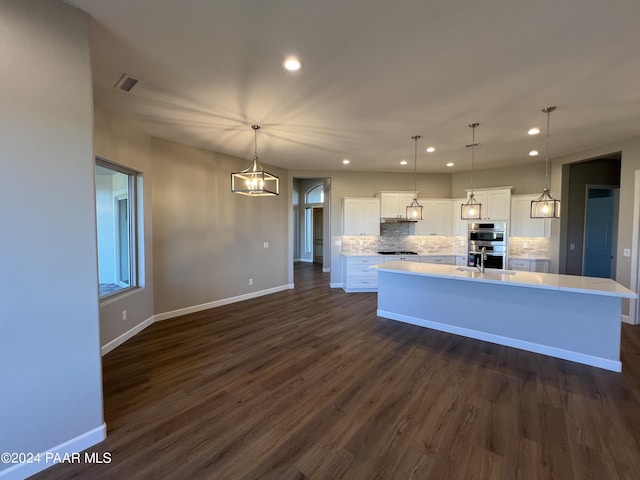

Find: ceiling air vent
<box><xmin>114</xmin><ymin>73</ymin><xmax>139</xmax><ymax>93</ymax></box>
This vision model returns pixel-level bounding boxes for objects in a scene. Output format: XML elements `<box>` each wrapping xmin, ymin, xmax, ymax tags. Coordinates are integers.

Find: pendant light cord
<box><xmin>468</xmin><ymin>123</ymin><xmax>479</xmax><ymax>195</ymax></box>
<box><xmin>543</xmin><ymin>107</ymin><xmax>554</xmax><ymax>190</ymax></box>
<box><xmin>252</xmin><ymin>124</ymin><xmax>260</xmax><ymax>160</ymax></box>
<box><xmin>412</xmin><ymin>135</ymin><xmax>420</xmax><ymax>199</ymax></box>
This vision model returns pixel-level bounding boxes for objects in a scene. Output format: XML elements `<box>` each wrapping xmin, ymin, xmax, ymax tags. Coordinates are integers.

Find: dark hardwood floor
<box><xmin>34</xmin><ymin>262</ymin><xmax>640</xmax><ymax>479</ymax></box>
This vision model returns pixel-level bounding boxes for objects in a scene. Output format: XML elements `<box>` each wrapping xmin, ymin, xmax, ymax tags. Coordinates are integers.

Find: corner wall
<box><xmin>0</xmin><ymin>1</ymin><xmax>104</xmax><ymax>477</ymax></box>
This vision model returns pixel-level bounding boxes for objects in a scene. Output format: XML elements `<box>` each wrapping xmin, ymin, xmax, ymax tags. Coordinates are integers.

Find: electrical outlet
<box><xmin>263</xmin><ymin>242</ymin><xmax>269</xmax><ymax>248</ymax></box>
<box><xmin>122</xmin><ymin>310</ymin><xmax>127</xmax><ymax>321</ymax></box>
<box><xmin>624</xmin><ymin>248</ymin><xmax>631</xmax><ymax>257</ymax></box>
<box><xmin>570</xmin><ymin>243</ymin><xmax>575</xmax><ymax>251</ymax></box>
<box><xmin>249</xmin><ymin>278</ymin><xmax>253</xmax><ymax>285</ymax></box>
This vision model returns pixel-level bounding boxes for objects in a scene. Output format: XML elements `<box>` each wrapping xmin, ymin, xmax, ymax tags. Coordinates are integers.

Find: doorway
<box><xmin>561</xmin><ymin>154</ymin><xmax>621</xmax><ymax>276</ymax></box>
<box><xmin>313</xmin><ymin>208</ymin><xmax>323</xmax><ymax>264</ymax></box>
<box><xmin>583</xmin><ymin>186</ymin><xmax>619</xmax><ymax>278</ymax></box>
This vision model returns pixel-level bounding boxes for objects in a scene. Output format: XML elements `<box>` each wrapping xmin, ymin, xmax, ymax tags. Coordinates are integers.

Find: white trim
<box><xmin>323</xmin><ymin>267</ymin><xmax>330</xmax><ymax>273</ymax></box>
<box><xmin>299</xmin><ymin>258</ymin><xmax>313</xmax><ymax>263</ymax></box>
<box><xmin>378</xmin><ymin>309</ymin><xmax>622</xmax><ymax>372</ymax></box>
<box><xmin>330</xmin><ymin>282</ymin><xmax>343</xmax><ymax>288</ymax></box>
<box><xmin>0</xmin><ymin>424</ymin><xmax>106</xmax><ymax>480</ymax></box>
<box><xmin>100</xmin><ymin>285</ymin><xmax>292</xmax><ymax>356</ymax></box>
<box><xmin>101</xmin><ymin>315</ymin><xmax>154</xmax><ymax>356</ymax></box>
<box><xmin>154</xmin><ymin>284</ymin><xmax>291</xmax><ymax>322</ymax></box>
<box><xmin>622</xmin><ymin>314</ymin><xmax>632</xmax><ymax>325</ymax></box>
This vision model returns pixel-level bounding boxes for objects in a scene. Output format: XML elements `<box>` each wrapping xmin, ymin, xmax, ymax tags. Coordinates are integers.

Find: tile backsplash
<box><xmin>341</xmin><ymin>231</ymin><xmax>549</xmax><ymax>258</ymax></box>
<box><xmin>509</xmin><ymin>237</ymin><xmax>550</xmax><ymax>258</ymax></box>
<box><xmin>341</xmin><ymin>231</ymin><xmax>466</xmax><ymax>255</ymax></box>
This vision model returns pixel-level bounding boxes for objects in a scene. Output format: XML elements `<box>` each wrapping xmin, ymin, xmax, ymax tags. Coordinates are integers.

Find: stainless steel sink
<box><xmin>456</xmin><ymin>266</ymin><xmax>517</xmax><ymax>275</ymax></box>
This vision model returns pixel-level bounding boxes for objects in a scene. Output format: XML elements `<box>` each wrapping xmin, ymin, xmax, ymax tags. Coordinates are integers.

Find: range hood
<box><xmin>380</xmin><ymin>216</ymin><xmax>418</xmax><ymax>223</ymax></box>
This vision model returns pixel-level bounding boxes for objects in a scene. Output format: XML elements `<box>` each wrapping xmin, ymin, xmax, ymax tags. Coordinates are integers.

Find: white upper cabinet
<box><xmin>465</xmin><ymin>187</ymin><xmax>512</xmax><ymax>220</ymax></box>
<box><xmin>343</xmin><ymin>197</ymin><xmax>380</xmax><ymax>235</ymax></box>
<box><xmin>414</xmin><ymin>199</ymin><xmax>453</xmax><ymax>235</ymax></box>
<box><xmin>510</xmin><ymin>194</ymin><xmax>550</xmax><ymax>237</ymax></box>
<box><xmin>376</xmin><ymin>191</ymin><xmax>416</xmax><ymax>219</ymax></box>
<box><xmin>452</xmin><ymin>197</ymin><xmax>471</xmax><ymax>236</ymax></box>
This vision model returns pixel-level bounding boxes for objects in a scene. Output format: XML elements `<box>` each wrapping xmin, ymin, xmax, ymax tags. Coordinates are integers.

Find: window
<box><xmin>95</xmin><ymin>159</ymin><xmax>139</xmax><ymax>298</ymax></box>
<box><xmin>305</xmin><ymin>184</ymin><xmax>324</xmax><ymax>204</ymax></box>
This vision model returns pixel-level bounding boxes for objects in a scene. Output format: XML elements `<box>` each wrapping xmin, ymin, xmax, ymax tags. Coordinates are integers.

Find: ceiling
<box><xmin>66</xmin><ymin>0</ymin><xmax>640</xmax><ymax>173</ymax></box>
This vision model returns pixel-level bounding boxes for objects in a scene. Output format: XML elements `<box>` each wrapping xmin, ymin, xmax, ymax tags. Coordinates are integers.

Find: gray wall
<box><xmin>550</xmin><ymin>137</ymin><xmax>640</xmax><ymax>293</ymax></box>
<box><xmin>451</xmin><ymin>161</ymin><xmax>546</xmax><ymax>197</ymax></box>
<box><xmin>94</xmin><ymin>105</ymin><xmax>155</xmax><ymax>348</ymax></box>
<box><xmin>0</xmin><ymin>0</ymin><xmax>104</xmax><ymax>473</ymax></box>
<box><xmin>151</xmin><ymin>137</ymin><xmax>289</xmax><ymax>314</ymax></box>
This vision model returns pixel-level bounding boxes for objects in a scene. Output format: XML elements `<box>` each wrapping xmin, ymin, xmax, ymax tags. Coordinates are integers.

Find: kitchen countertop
<box><xmin>509</xmin><ymin>256</ymin><xmax>551</xmax><ymax>260</ymax></box>
<box><xmin>374</xmin><ymin>261</ymin><xmax>636</xmax><ymax>299</ymax></box>
<box><xmin>342</xmin><ymin>252</ymin><xmax>462</xmax><ymax>257</ymax></box>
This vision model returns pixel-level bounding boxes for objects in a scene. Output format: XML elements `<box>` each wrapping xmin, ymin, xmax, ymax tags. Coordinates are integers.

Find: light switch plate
<box><xmin>263</xmin><ymin>242</ymin><xmax>269</xmax><ymax>248</ymax></box>
<box><xmin>624</xmin><ymin>248</ymin><xmax>631</xmax><ymax>257</ymax></box>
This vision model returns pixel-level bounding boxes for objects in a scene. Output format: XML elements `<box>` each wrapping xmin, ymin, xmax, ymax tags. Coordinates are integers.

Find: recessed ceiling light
<box><xmin>283</xmin><ymin>56</ymin><xmax>302</xmax><ymax>72</ymax></box>
<box><xmin>528</xmin><ymin>127</ymin><xmax>540</xmax><ymax>135</ymax></box>
<box><xmin>342</xmin><ymin>159</ymin><xmax>350</xmax><ymax>165</ymax></box>
<box><xmin>400</xmin><ymin>160</ymin><xmax>408</xmax><ymax>165</ymax></box>
<box><xmin>446</xmin><ymin>162</ymin><xmax>454</xmax><ymax>167</ymax></box>
<box><xmin>529</xmin><ymin>150</ymin><xmax>539</xmax><ymax>156</ymax></box>
<box><xmin>426</xmin><ymin>146</ymin><xmax>435</xmax><ymax>153</ymax></box>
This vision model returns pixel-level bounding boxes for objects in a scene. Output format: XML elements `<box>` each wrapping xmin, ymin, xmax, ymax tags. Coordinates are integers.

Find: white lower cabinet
<box><xmin>420</xmin><ymin>256</ymin><xmax>456</xmax><ymax>265</ymax></box>
<box><xmin>384</xmin><ymin>255</ymin><xmax>422</xmax><ymax>262</ymax></box>
<box><xmin>509</xmin><ymin>258</ymin><xmax>550</xmax><ymax>272</ymax></box>
<box><xmin>343</xmin><ymin>256</ymin><xmax>381</xmax><ymax>292</ymax></box>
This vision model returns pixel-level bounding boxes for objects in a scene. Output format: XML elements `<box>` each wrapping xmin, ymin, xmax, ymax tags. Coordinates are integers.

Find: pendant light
<box><xmin>406</xmin><ymin>135</ymin><xmax>423</xmax><ymax>220</ymax></box>
<box><xmin>461</xmin><ymin>123</ymin><xmax>482</xmax><ymax>220</ymax></box>
<box><xmin>231</xmin><ymin>125</ymin><xmax>280</xmax><ymax>196</ymax></box>
<box><xmin>530</xmin><ymin>106</ymin><xmax>560</xmax><ymax>218</ymax></box>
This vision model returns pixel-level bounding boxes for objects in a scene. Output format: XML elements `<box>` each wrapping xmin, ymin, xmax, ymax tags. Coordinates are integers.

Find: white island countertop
<box><xmin>374</xmin><ymin>261</ymin><xmax>636</xmax><ymax>299</ymax></box>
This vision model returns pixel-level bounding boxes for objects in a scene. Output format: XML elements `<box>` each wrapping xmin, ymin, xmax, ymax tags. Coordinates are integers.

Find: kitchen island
<box><xmin>375</xmin><ymin>261</ymin><xmax>637</xmax><ymax>371</ymax></box>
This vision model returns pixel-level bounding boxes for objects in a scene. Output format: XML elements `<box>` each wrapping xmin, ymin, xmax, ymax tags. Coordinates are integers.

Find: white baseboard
<box><xmin>330</xmin><ymin>282</ymin><xmax>343</xmax><ymax>288</ymax></box>
<box><xmin>101</xmin><ymin>316</ymin><xmax>154</xmax><ymax>356</ymax></box>
<box><xmin>621</xmin><ymin>314</ymin><xmax>634</xmax><ymax>325</ymax></box>
<box><xmin>378</xmin><ymin>309</ymin><xmax>622</xmax><ymax>373</ymax></box>
<box><xmin>323</xmin><ymin>267</ymin><xmax>330</xmax><ymax>273</ymax></box>
<box><xmin>299</xmin><ymin>258</ymin><xmax>313</xmax><ymax>263</ymax></box>
<box><xmin>0</xmin><ymin>423</ymin><xmax>106</xmax><ymax>480</ymax></box>
<box><xmin>154</xmin><ymin>284</ymin><xmax>291</xmax><ymax>322</ymax></box>
<box><xmin>101</xmin><ymin>284</ymin><xmax>292</xmax><ymax>355</ymax></box>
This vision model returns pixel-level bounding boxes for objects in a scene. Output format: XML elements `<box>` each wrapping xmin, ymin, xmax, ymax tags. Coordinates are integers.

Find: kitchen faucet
<box><xmin>477</xmin><ymin>247</ymin><xmax>487</xmax><ymax>273</ymax></box>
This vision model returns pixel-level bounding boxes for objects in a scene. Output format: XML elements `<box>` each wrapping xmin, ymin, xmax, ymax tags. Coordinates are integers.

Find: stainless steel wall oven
<box><xmin>468</xmin><ymin>222</ymin><xmax>507</xmax><ymax>269</ymax></box>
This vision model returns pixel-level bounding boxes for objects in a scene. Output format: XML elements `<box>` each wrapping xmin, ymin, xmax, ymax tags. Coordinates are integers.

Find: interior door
<box><xmin>313</xmin><ymin>208</ymin><xmax>323</xmax><ymax>264</ymax></box>
<box><xmin>583</xmin><ymin>187</ymin><xmax>616</xmax><ymax>278</ymax></box>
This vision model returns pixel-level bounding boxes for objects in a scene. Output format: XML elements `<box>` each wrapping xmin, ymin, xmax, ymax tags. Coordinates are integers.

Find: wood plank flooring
<box><xmin>33</xmin><ymin>262</ymin><xmax>640</xmax><ymax>479</ymax></box>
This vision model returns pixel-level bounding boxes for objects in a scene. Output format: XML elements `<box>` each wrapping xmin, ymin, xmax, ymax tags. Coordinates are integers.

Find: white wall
<box><xmin>0</xmin><ymin>1</ymin><xmax>104</xmax><ymax>477</ymax></box>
